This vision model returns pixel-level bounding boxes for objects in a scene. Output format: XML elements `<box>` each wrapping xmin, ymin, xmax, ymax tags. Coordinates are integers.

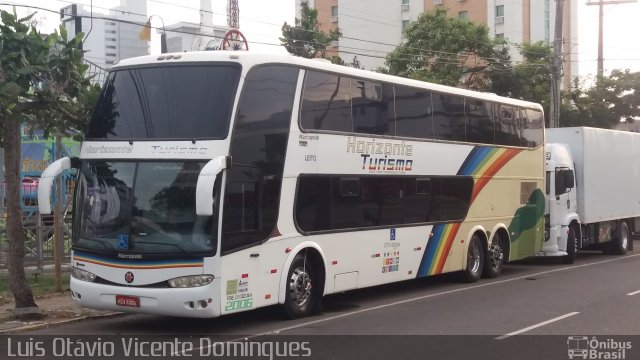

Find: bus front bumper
<box><xmin>70</xmin><ymin>277</ymin><xmax>221</xmax><ymax>318</ymax></box>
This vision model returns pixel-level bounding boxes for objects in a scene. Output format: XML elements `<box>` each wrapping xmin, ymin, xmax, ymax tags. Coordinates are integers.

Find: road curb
<box><xmin>0</xmin><ymin>312</ymin><xmax>125</xmax><ymax>334</ymax></box>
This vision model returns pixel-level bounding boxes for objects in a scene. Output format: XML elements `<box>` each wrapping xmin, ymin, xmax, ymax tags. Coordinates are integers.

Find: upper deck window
<box><xmin>87</xmin><ymin>64</ymin><xmax>241</xmax><ymax>140</ymax></box>
<box><xmin>299</xmin><ymin>69</ymin><xmax>543</xmax><ymax>148</ymax></box>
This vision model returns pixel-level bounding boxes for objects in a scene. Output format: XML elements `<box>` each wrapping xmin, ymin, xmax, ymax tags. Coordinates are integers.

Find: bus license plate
<box><xmin>115</xmin><ymin>295</ymin><xmax>140</xmax><ymax>308</ymax></box>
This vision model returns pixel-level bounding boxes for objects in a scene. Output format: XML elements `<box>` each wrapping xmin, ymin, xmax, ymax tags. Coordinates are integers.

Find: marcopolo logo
<box><xmin>567</xmin><ymin>336</ymin><xmax>632</xmax><ymax>359</ymax></box>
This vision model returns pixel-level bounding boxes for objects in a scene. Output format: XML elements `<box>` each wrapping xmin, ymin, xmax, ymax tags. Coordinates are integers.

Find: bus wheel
<box><xmin>284</xmin><ymin>253</ymin><xmax>320</xmax><ymax>319</ymax></box>
<box><xmin>462</xmin><ymin>235</ymin><xmax>484</xmax><ymax>283</ymax></box>
<box><xmin>484</xmin><ymin>235</ymin><xmax>504</xmax><ymax>278</ymax></box>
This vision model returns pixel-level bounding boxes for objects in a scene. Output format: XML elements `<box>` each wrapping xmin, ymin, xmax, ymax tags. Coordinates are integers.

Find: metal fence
<box><xmin>1</xmin><ymin>176</ymin><xmax>75</xmax><ymax>272</ymax></box>
<box><xmin>0</xmin><ymin>60</ymin><xmax>105</xmax><ymax>272</ymax></box>
<box><xmin>85</xmin><ymin>59</ymin><xmax>108</xmax><ymax>86</ymax></box>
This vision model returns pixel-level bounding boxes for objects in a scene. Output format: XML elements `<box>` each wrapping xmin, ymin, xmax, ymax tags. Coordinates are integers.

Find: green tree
<box><xmin>0</xmin><ymin>8</ymin><xmax>96</xmax><ymax>316</ymax></box>
<box><xmin>562</xmin><ymin>70</ymin><xmax>640</xmax><ymax>128</ymax></box>
<box><xmin>280</xmin><ymin>1</ymin><xmax>341</xmax><ymax>59</ymax></box>
<box><xmin>328</xmin><ymin>55</ymin><xmax>364</xmax><ymax>69</ymax></box>
<box><xmin>510</xmin><ymin>42</ymin><xmax>552</xmax><ymax>105</ymax></box>
<box><xmin>385</xmin><ymin>8</ymin><xmax>511</xmax><ymax>90</ymax></box>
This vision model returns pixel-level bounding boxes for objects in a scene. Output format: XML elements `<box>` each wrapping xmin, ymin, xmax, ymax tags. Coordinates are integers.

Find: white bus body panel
<box><xmin>70</xmin><ymin>278</ymin><xmax>222</xmax><ymax>318</ymax></box>
<box><xmin>80</xmin><ymin>140</ymin><xmax>230</xmax><ymax>161</ymax></box>
<box><xmin>69</xmin><ymin>51</ymin><xmax>545</xmax><ymax>318</ymax></box>
<box><xmin>70</xmin><ymin>251</ymin><xmax>222</xmax><ymax>318</ymax></box>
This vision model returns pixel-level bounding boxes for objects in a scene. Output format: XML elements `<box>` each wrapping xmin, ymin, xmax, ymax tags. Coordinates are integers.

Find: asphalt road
<box><xmin>7</xmin><ymin>243</ymin><xmax>640</xmax><ymax>359</ymax></box>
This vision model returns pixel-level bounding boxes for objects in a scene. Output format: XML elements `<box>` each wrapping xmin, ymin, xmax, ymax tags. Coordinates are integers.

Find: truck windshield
<box><xmin>73</xmin><ymin>161</ymin><xmax>217</xmax><ymax>256</ymax></box>
<box><xmin>86</xmin><ymin>64</ymin><xmax>241</xmax><ymax>140</ymax></box>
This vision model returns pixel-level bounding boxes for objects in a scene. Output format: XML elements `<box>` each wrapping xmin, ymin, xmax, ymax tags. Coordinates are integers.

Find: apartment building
<box><xmin>60</xmin><ymin>0</ymin><xmax>148</xmax><ymax>70</ymax></box>
<box><xmin>308</xmin><ymin>0</ymin><xmax>577</xmax><ymax>87</ymax></box>
<box><xmin>163</xmin><ymin>0</ymin><xmax>228</xmax><ymax>52</ymax></box>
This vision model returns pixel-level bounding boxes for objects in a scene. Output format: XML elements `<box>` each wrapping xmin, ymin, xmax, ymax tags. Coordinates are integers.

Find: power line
<box><xmin>586</xmin><ymin>0</ymin><xmax>638</xmax><ymax>77</ymax></box>
<box><xmin>72</xmin><ymin>1</ymin><xmax>586</xmax><ymax>63</ymax></box>
<box><xmin>148</xmin><ymin>0</ymin><xmax>555</xmax><ymax>59</ymax></box>
<box><xmin>0</xmin><ymin>2</ymin><xmax>515</xmax><ymax>67</ymax></box>
<box><xmin>55</xmin><ymin>0</ymin><xmax>148</xmax><ymax>19</ymax></box>
<box><xmin>6</xmin><ymin>2</ymin><xmax>639</xmax><ymax>74</ymax></box>
<box><xmin>0</xmin><ymin>2</ymin><xmax>559</xmax><ymax>75</ymax></box>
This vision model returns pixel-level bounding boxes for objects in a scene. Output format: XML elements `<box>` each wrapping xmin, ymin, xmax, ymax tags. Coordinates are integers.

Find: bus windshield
<box><xmin>73</xmin><ymin>161</ymin><xmax>217</xmax><ymax>256</ymax></box>
<box><xmin>86</xmin><ymin>64</ymin><xmax>241</xmax><ymax>140</ymax></box>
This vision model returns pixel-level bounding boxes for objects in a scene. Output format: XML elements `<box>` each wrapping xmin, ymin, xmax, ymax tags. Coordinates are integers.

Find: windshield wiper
<box><xmin>133</xmin><ymin>240</ymin><xmax>193</xmax><ymax>256</ymax></box>
<box><xmin>77</xmin><ymin>236</ymin><xmax>117</xmax><ymax>252</ymax></box>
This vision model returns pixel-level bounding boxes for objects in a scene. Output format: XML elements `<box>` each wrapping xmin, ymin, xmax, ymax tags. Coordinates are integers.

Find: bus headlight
<box><xmin>168</xmin><ymin>275</ymin><xmax>215</xmax><ymax>288</ymax></box>
<box><xmin>71</xmin><ymin>268</ymin><xmax>96</xmax><ymax>282</ymax></box>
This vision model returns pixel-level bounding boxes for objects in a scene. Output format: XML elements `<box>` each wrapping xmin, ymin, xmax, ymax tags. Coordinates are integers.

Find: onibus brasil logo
<box><xmin>567</xmin><ymin>336</ymin><xmax>632</xmax><ymax>359</ymax></box>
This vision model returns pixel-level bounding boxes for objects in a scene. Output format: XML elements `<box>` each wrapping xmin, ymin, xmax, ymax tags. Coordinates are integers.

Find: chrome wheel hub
<box><xmin>490</xmin><ymin>243</ymin><xmax>503</xmax><ymax>270</ymax></box>
<box><xmin>289</xmin><ymin>268</ymin><xmax>312</xmax><ymax>306</ymax></box>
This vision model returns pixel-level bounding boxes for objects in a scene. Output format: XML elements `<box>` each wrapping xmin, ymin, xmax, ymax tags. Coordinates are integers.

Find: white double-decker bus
<box><xmin>40</xmin><ymin>51</ymin><xmax>545</xmax><ymax>318</ymax></box>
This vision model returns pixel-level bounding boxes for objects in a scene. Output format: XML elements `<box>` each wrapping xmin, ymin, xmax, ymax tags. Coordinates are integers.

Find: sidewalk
<box><xmin>0</xmin><ymin>291</ymin><xmax>123</xmax><ymax>334</ymax></box>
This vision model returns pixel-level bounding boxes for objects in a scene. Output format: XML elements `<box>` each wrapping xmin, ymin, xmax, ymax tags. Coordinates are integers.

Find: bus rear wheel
<box><xmin>462</xmin><ymin>235</ymin><xmax>484</xmax><ymax>283</ymax></box>
<box><xmin>284</xmin><ymin>253</ymin><xmax>321</xmax><ymax>319</ymax></box>
<box><xmin>484</xmin><ymin>234</ymin><xmax>505</xmax><ymax>278</ymax></box>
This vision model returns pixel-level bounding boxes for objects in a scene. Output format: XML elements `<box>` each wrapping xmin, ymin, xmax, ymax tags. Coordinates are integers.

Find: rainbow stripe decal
<box><xmin>417</xmin><ymin>146</ymin><xmax>522</xmax><ymax>277</ymax></box>
<box><xmin>458</xmin><ymin>147</ymin><xmax>522</xmax><ymax>203</ymax></box>
<box><xmin>74</xmin><ymin>251</ymin><xmax>204</xmax><ymax>270</ymax></box>
<box><xmin>418</xmin><ymin>223</ymin><xmax>462</xmax><ymax>277</ymax></box>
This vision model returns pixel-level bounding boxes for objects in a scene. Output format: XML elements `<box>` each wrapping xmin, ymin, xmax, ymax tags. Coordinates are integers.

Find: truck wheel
<box><xmin>462</xmin><ymin>235</ymin><xmax>484</xmax><ymax>283</ymax></box>
<box><xmin>562</xmin><ymin>227</ymin><xmax>577</xmax><ymax>264</ymax></box>
<box><xmin>610</xmin><ymin>222</ymin><xmax>629</xmax><ymax>255</ymax></box>
<box><xmin>283</xmin><ymin>253</ymin><xmax>321</xmax><ymax>319</ymax></box>
<box><xmin>483</xmin><ymin>234</ymin><xmax>505</xmax><ymax>278</ymax></box>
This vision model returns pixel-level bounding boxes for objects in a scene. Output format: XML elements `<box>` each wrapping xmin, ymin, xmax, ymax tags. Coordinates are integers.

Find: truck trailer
<box><xmin>543</xmin><ymin>127</ymin><xmax>638</xmax><ymax>263</ymax></box>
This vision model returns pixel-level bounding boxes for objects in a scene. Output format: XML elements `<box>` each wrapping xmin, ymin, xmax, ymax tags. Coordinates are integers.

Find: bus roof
<box><xmin>114</xmin><ymin>50</ymin><xmax>543</xmax><ymax>111</ymax></box>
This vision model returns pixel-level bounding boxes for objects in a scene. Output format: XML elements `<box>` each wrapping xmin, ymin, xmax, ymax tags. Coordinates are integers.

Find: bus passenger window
<box><xmin>522</xmin><ymin>109</ymin><xmax>544</xmax><ymax>147</ymax></box>
<box><xmin>395</xmin><ymin>86</ymin><xmax>433</xmax><ymax>139</ymax></box>
<box><xmin>465</xmin><ymin>99</ymin><xmax>494</xmax><ymax>144</ymax></box>
<box><xmin>300</xmin><ymin>71</ymin><xmax>352</xmax><ymax>132</ymax></box>
<box><xmin>433</xmin><ymin>94</ymin><xmax>465</xmax><ymax>142</ymax></box>
<box><xmin>295</xmin><ymin>176</ymin><xmax>331</xmax><ymax>232</ymax></box>
<box><xmin>352</xmin><ymin>81</ymin><xmax>394</xmax><ymax>136</ymax></box>
<box><xmin>495</xmin><ymin>105</ymin><xmax>521</xmax><ymax>146</ymax></box>
<box><xmin>416</xmin><ymin>178</ymin><xmax>431</xmax><ymax>195</ymax></box>
<box><xmin>339</xmin><ymin>177</ymin><xmax>360</xmax><ymax>197</ymax></box>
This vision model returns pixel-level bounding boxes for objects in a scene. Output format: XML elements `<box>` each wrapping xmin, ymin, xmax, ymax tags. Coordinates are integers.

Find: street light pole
<box><xmin>139</xmin><ymin>15</ymin><xmax>168</xmax><ymax>54</ymax></box>
<box><xmin>586</xmin><ymin>0</ymin><xmax>638</xmax><ymax>78</ymax></box>
<box><xmin>549</xmin><ymin>0</ymin><xmax>564</xmax><ymax>129</ymax></box>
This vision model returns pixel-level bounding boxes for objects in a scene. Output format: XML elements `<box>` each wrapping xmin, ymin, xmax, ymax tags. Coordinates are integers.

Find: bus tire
<box><xmin>562</xmin><ymin>227</ymin><xmax>577</xmax><ymax>264</ymax></box>
<box><xmin>610</xmin><ymin>222</ymin><xmax>629</xmax><ymax>255</ymax></box>
<box><xmin>483</xmin><ymin>233</ymin><xmax>505</xmax><ymax>278</ymax></box>
<box><xmin>283</xmin><ymin>252</ymin><xmax>321</xmax><ymax>319</ymax></box>
<box><xmin>462</xmin><ymin>235</ymin><xmax>484</xmax><ymax>283</ymax></box>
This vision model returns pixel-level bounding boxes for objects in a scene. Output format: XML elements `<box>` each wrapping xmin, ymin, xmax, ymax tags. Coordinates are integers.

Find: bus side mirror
<box><xmin>38</xmin><ymin>157</ymin><xmax>80</xmax><ymax>214</ymax></box>
<box><xmin>195</xmin><ymin>156</ymin><xmax>231</xmax><ymax>216</ymax></box>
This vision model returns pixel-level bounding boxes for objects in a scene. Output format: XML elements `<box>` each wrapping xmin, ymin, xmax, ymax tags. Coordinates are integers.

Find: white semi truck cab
<box><xmin>543</xmin><ymin>143</ymin><xmax>579</xmax><ymax>262</ymax></box>
<box><xmin>542</xmin><ymin>127</ymin><xmax>638</xmax><ymax>263</ymax></box>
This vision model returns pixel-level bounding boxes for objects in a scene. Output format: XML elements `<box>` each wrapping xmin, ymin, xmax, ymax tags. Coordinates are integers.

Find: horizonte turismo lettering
<box><xmin>346</xmin><ymin>137</ymin><xmax>413</xmax><ymax>172</ymax></box>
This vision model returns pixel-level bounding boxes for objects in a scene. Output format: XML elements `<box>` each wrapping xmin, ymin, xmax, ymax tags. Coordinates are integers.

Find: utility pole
<box><xmin>550</xmin><ymin>0</ymin><xmax>564</xmax><ymax>128</ymax></box>
<box><xmin>586</xmin><ymin>0</ymin><xmax>638</xmax><ymax>78</ymax></box>
<box><xmin>53</xmin><ymin>134</ymin><xmax>63</xmax><ymax>292</ymax></box>
<box><xmin>0</xmin><ymin>148</ymin><xmax>4</xmax><ymax>219</ymax></box>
